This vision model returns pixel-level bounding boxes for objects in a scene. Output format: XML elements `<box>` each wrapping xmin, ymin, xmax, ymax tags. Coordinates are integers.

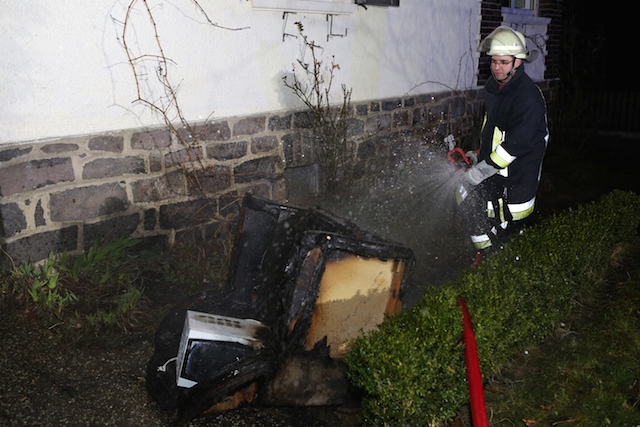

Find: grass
<box><xmin>139</xmin><ymin>232</ymin><xmax>232</xmax><ymax>294</ymax></box>
<box><xmin>481</xmin><ymin>237</ymin><xmax>640</xmax><ymax>426</ymax></box>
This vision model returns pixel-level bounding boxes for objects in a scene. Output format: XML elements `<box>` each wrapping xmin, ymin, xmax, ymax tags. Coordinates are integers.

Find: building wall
<box><xmin>1</xmin><ymin>89</ymin><xmax>496</xmax><ymax>264</ymax></box>
<box><xmin>0</xmin><ymin>0</ymin><xmax>482</xmax><ymax>145</ymax></box>
<box><xmin>0</xmin><ymin>1</ymin><xmax>561</xmax><ymax>264</ymax></box>
<box><xmin>539</xmin><ymin>0</ymin><xmax>564</xmax><ymax>80</ymax></box>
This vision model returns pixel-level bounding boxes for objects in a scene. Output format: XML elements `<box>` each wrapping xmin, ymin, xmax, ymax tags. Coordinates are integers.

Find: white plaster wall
<box><xmin>0</xmin><ymin>0</ymin><xmax>481</xmax><ymax>145</ymax></box>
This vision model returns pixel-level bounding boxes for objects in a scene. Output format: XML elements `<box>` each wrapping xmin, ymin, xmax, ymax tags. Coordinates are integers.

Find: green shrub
<box><xmin>345</xmin><ymin>190</ymin><xmax>640</xmax><ymax>426</ymax></box>
<box><xmin>347</xmin><ymin>285</ymin><xmax>466</xmax><ymax>426</ymax></box>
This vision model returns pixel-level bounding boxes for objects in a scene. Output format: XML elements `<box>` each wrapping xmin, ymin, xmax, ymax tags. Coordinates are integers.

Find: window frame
<box><xmin>356</xmin><ymin>0</ymin><xmax>400</xmax><ymax>6</ymax></box>
<box><xmin>501</xmin><ymin>0</ymin><xmax>536</xmax><ymax>16</ymax></box>
<box><xmin>252</xmin><ymin>0</ymin><xmax>356</xmax><ymax>15</ymax></box>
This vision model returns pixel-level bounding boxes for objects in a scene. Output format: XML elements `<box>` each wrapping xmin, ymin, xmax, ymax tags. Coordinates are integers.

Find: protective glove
<box><xmin>462</xmin><ymin>160</ymin><xmax>499</xmax><ymax>186</ymax></box>
<box><xmin>465</xmin><ymin>150</ymin><xmax>479</xmax><ymax>166</ymax></box>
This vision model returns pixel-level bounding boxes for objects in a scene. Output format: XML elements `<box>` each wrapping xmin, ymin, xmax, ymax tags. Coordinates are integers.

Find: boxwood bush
<box><xmin>345</xmin><ymin>190</ymin><xmax>640</xmax><ymax>426</ymax></box>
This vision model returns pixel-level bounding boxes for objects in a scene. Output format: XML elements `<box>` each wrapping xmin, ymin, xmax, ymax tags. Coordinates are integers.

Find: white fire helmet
<box><xmin>479</xmin><ymin>26</ymin><xmax>539</xmax><ymax>63</ymax></box>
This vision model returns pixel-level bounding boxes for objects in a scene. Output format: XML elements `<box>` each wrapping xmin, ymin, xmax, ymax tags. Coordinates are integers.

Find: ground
<box><xmin>0</xmin><ymin>135</ymin><xmax>638</xmax><ymax>427</ymax></box>
<box><xmin>0</xmin><ymin>275</ymin><xmax>363</xmax><ymax>427</ymax></box>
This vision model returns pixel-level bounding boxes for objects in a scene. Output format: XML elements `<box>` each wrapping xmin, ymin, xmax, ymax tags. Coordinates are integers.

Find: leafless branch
<box><xmin>282</xmin><ymin>22</ymin><xmax>354</xmax><ymax>190</ymax></box>
<box><xmin>120</xmin><ymin>0</ymin><xmax>245</xmax><ymax>192</ymax></box>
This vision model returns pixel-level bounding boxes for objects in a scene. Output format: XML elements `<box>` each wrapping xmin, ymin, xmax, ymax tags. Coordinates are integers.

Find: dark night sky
<box><xmin>571</xmin><ymin>1</ymin><xmax>636</xmax><ymax>89</ymax></box>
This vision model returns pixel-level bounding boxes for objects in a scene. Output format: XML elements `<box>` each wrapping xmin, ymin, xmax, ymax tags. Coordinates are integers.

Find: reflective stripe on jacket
<box><xmin>479</xmin><ymin>65</ymin><xmax>549</xmax><ymax>207</ymax></box>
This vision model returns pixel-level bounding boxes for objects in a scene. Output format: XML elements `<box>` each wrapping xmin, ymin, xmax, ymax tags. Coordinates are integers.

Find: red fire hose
<box><xmin>457</xmin><ymin>296</ymin><xmax>488</xmax><ymax>427</ymax></box>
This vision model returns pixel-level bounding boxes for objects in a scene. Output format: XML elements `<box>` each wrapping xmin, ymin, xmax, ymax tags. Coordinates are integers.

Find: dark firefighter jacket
<box><xmin>479</xmin><ymin>64</ymin><xmax>549</xmax><ymax>220</ymax></box>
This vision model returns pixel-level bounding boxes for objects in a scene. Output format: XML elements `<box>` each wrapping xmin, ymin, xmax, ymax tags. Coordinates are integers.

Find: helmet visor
<box><xmin>479</xmin><ymin>26</ymin><xmax>539</xmax><ymax>62</ymax></box>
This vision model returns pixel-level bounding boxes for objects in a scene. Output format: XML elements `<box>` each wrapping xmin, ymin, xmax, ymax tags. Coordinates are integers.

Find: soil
<box><xmin>0</xmin><ymin>280</ymin><xmax>362</xmax><ymax>427</ymax></box>
<box><xmin>1</xmin><ymin>135</ymin><xmax>638</xmax><ymax>427</ymax></box>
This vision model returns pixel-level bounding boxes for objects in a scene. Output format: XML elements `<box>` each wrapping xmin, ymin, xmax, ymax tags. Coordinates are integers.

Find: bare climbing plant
<box><xmin>117</xmin><ymin>0</ymin><xmax>247</xmax><ymax>193</ymax></box>
<box><xmin>283</xmin><ymin>22</ymin><xmax>355</xmax><ymax>191</ymax></box>
<box><xmin>114</xmin><ymin>0</ymin><xmax>245</xmax><ymax>271</ymax></box>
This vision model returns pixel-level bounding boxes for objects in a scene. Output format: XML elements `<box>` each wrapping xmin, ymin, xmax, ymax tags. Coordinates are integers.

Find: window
<box><xmin>355</xmin><ymin>0</ymin><xmax>400</xmax><ymax>6</ymax></box>
<box><xmin>252</xmin><ymin>0</ymin><xmax>356</xmax><ymax>14</ymax></box>
<box><xmin>501</xmin><ymin>0</ymin><xmax>535</xmax><ymax>14</ymax></box>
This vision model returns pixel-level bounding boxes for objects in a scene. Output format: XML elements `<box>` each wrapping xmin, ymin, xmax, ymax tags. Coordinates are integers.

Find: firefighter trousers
<box><xmin>458</xmin><ymin>176</ymin><xmax>533</xmax><ymax>251</ymax></box>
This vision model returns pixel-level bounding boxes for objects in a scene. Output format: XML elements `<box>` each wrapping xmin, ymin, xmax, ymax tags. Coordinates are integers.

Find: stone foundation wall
<box><xmin>0</xmin><ymin>86</ymin><xmax>553</xmax><ymax>265</ymax></box>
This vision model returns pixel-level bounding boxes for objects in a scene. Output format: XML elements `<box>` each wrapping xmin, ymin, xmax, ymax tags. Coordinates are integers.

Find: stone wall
<box><xmin>1</xmin><ymin>88</ymin><xmax>533</xmax><ymax>265</ymax></box>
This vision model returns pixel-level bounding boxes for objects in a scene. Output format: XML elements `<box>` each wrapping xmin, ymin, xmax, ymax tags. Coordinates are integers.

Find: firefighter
<box><xmin>456</xmin><ymin>26</ymin><xmax>549</xmax><ymax>266</ymax></box>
